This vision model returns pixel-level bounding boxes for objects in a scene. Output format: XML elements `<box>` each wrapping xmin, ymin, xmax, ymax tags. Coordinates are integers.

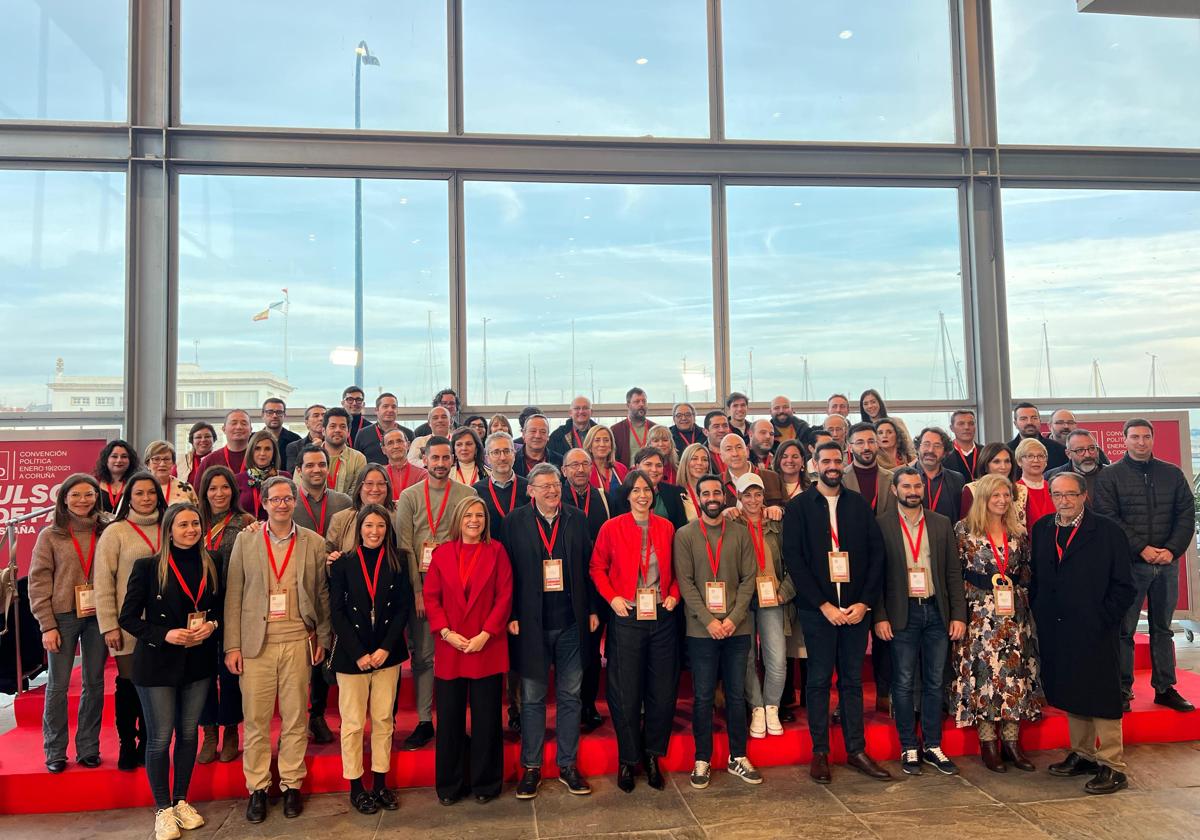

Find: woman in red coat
<box><xmin>589</xmin><ymin>470</ymin><xmax>681</xmax><ymax>793</ymax></box>
<box><xmin>423</xmin><ymin>496</ymin><xmax>513</xmax><ymax>806</ymax></box>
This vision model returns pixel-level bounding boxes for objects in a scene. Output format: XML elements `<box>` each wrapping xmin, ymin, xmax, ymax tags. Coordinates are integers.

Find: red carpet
<box><xmin>0</xmin><ymin>634</ymin><xmax>1191</xmax><ymax>815</ymax></box>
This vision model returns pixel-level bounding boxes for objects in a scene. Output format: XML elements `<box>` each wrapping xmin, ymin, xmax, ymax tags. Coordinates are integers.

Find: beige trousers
<box><xmin>337</xmin><ymin>665</ymin><xmax>400</xmax><ymax>779</ymax></box>
<box><xmin>1066</xmin><ymin>713</ymin><xmax>1126</xmax><ymax>771</ymax></box>
<box><xmin>240</xmin><ymin>639</ymin><xmax>310</xmax><ymax>792</ymax></box>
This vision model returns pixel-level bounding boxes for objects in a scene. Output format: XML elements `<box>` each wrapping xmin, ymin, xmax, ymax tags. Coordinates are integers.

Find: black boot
<box><xmin>114</xmin><ymin>677</ymin><xmax>139</xmax><ymax>771</ymax></box>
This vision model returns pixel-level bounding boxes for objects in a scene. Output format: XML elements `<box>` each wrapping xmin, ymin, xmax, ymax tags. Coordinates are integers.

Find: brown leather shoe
<box><xmin>846</xmin><ymin>751</ymin><xmax>892</xmax><ymax>780</ymax></box>
<box><xmin>809</xmin><ymin>753</ymin><xmax>832</xmax><ymax>784</ymax></box>
<box><xmin>980</xmin><ymin>739</ymin><xmax>1006</xmax><ymax>773</ymax></box>
<box><xmin>875</xmin><ymin>696</ymin><xmax>892</xmax><ymax>715</ymax></box>
<box><xmin>1001</xmin><ymin>739</ymin><xmax>1036</xmax><ymax>772</ymax></box>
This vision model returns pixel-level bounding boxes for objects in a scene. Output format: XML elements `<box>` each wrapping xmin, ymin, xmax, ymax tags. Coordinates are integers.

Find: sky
<box><xmin>0</xmin><ymin>0</ymin><xmax>1198</xmax><ymax>414</ymax></box>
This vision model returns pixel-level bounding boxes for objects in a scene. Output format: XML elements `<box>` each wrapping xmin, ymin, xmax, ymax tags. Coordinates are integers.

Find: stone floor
<box><xmin>1</xmin><ymin>741</ymin><xmax>1199</xmax><ymax>839</ymax></box>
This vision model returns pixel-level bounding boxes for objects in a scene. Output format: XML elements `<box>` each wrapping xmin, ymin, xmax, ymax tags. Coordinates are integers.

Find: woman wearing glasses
<box><xmin>145</xmin><ymin>441</ymin><xmax>199</xmax><ymax>508</ymax></box>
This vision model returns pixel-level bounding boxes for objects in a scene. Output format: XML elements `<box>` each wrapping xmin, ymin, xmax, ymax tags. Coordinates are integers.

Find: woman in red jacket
<box><xmin>423</xmin><ymin>496</ymin><xmax>513</xmax><ymax>806</ymax></box>
<box><xmin>589</xmin><ymin>470</ymin><xmax>681</xmax><ymax>793</ymax></box>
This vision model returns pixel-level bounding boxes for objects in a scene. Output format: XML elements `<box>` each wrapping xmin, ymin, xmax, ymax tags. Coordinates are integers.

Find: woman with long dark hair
<box><xmin>325</xmin><ymin>464</ymin><xmax>395</xmax><ymax>555</ymax></box>
<box><xmin>234</xmin><ymin>430</ymin><xmax>280</xmax><ymax>521</ymax></box>
<box><xmin>450</xmin><ymin>427</ymin><xmax>488</xmax><ymax>486</ymax></box>
<box><xmin>94</xmin><ymin>438</ymin><xmax>141</xmax><ymax>514</ymax></box>
<box><xmin>858</xmin><ymin>389</ymin><xmax>888</xmax><ymax>424</ymax></box>
<box><xmin>178</xmin><ymin>422</ymin><xmax>216</xmax><ymax>488</ymax></box>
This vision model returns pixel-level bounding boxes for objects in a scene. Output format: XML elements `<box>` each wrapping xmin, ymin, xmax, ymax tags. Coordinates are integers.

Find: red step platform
<box><xmin>0</xmin><ymin>634</ymin><xmax>1189</xmax><ymax>815</ymax></box>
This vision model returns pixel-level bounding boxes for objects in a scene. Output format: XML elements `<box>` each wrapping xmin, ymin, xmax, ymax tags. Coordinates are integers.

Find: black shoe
<box><xmin>1084</xmin><ymin>766</ymin><xmax>1128</xmax><ymax>795</ymax></box>
<box><xmin>282</xmin><ymin>788</ymin><xmax>303</xmax><ymax>818</ymax></box>
<box><xmin>559</xmin><ymin>766</ymin><xmax>592</xmax><ymax>795</ymax></box>
<box><xmin>117</xmin><ymin>741</ymin><xmax>138</xmax><ymax>772</ymax></box>
<box><xmin>246</xmin><ymin>789</ymin><xmax>268</xmax><ymax>823</ymax></box>
<box><xmin>779</xmin><ymin>706</ymin><xmax>796</xmax><ymax>723</ymax></box>
<box><xmin>508</xmin><ymin>706</ymin><xmax>521</xmax><ymax>732</ymax></box>
<box><xmin>900</xmin><ymin>749</ymin><xmax>922</xmax><ymax>776</ymax></box>
<box><xmin>136</xmin><ymin>737</ymin><xmax>146</xmax><ymax>767</ymax></box>
<box><xmin>1122</xmin><ymin>697</ymin><xmax>1132</xmax><ymax>713</ymax></box>
<box><xmin>644</xmin><ymin>754</ymin><xmax>665</xmax><ymax>790</ymax></box>
<box><xmin>351</xmin><ymin>788</ymin><xmax>378</xmax><ymax>815</ymax></box>
<box><xmin>920</xmin><ymin>746</ymin><xmax>960</xmax><ymax>776</ymax></box>
<box><xmin>438</xmin><ymin>795</ymin><xmax>459</xmax><ymax>806</ymax></box>
<box><xmin>831</xmin><ymin>709</ymin><xmax>841</xmax><ymax>726</ymax></box>
<box><xmin>46</xmin><ymin>759</ymin><xmax>68</xmax><ymax>774</ymax></box>
<box><xmin>617</xmin><ymin>763</ymin><xmax>636</xmax><ymax>793</ymax></box>
<box><xmin>374</xmin><ymin>786</ymin><xmax>399</xmax><ymax>811</ymax></box>
<box><xmin>1048</xmin><ymin>752</ymin><xmax>1101</xmax><ymax>777</ymax></box>
<box><xmin>1153</xmin><ymin>689</ymin><xmax>1195</xmax><ymax>712</ymax></box>
<box><xmin>581</xmin><ymin>708</ymin><xmax>604</xmax><ymax>732</ymax></box>
<box><xmin>77</xmin><ymin>755</ymin><xmax>101</xmax><ymax>768</ymax></box>
<box><xmin>402</xmin><ymin>721</ymin><xmax>435</xmax><ymax>751</ymax></box>
<box><xmin>475</xmin><ymin>793</ymin><xmax>497</xmax><ymax>804</ymax></box>
<box><xmin>309</xmin><ymin>715</ymin><xmax>335</xmax><ymax>744</ymax></box>
<box><xmin>515</xmin><ymin>767</ymin><xmax>542</xmax><ymax>800</ymax></box>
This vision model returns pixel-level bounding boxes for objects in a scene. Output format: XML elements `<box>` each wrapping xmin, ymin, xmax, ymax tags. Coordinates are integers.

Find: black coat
<box><xmin>923</xmin><ymin>467</ymin><xmax>966</xmax><ymax>522</ymax></box>
<box><xmin>562</xmin><ymin>481</ymin><xmax>610</xmax><ymax>541</ymax></box>
<box><xmin>1029</xmin><ymin>511</ymin><xmax>1136</xmax><ymax>719</ymax></box>
<box><xmin>1093</xmin><ymin>454</ymin><xmax>1196</xmax><ymax>562</ymax></box>
<box><xmin>504</xmin><ymin>505</ymin><xmax>596</xmax><ymax>680</ymax></box>
<box><xmin>472</xmin><ymin>476</ymin><xmax>531</xmax><ymax>551</ymax></box>
<box><xmin>328</xmin><ymin>546</ymin><xmax>413</xmax><ymax>674</ymax></box>
<box><xmin>669</xmin><ymin>424</ymin><xmax>706</xmax><ymax>454</ymax></box>
<box><xmin>610</xmin><ymin>481</ymin><xmax>688</xmax><ymax>531</ymax></box>
<box><xmin>547</xmin><ymin>418</ymin><xmax>597</xmax><ymax>460</ymax></box>
<box><xmin>119</xmin><ymin>553</ymin><xmax>219</xmax><ymax>688</ymax></box>
<box><xmin>782</xmin><ymin>486</ymin><xmax>884</xmax><ymax>611</ymax></box>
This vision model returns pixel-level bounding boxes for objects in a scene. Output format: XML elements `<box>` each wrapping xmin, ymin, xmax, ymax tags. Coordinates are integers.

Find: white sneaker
<box><xmin>727</xmin><ymin>755</ymin><xmax>763</xmax><ymax>785</ymax></box>
<box><xmin>173</xmin><ymin>800</ymin><xmax>205</xmax><ymax>830</ymax></box>
<box><xmin>764</xmin><ymin>705</ymin><xmax>784</xmax><ymax>736</ymax></box>
<box><xmin>749</xmin><ymin>706</ymin><xmax>767</xmax><ymax>739</ymax></box>
<box><xmin>154</xmin><ymin>808</ymin><xmax>181</xmax><ymax>840</ymax></box>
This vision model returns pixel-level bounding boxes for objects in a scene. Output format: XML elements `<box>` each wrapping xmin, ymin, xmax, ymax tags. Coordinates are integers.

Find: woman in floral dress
<box><xmin>949</xmin><ymin>473</ymin><xmax>1043</xmax><ymax>773</ymax></box>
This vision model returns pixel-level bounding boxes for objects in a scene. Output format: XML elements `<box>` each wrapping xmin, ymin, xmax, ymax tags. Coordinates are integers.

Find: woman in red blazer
<box><xmin>423</xmin><ymin>496</ymin><xmax>513</xmax><ymax>806</ymax></box>
<box><xmin>589</xmin><ymin>470</ymin><xmax>681</xmax><ymax>793</ymax></box>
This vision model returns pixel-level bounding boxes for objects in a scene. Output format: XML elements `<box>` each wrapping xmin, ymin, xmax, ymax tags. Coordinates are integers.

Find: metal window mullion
<box><xmin>707</xmin><ymin>0</ymin><xmax>726</xmax><ymax>143</ymax></box>
<box><xmin>448</xmin><ymin>0</ymin><xmax>464</xmax><ymax>136</ymax></box>
<box><xmin>711</xmin><ymin>178</ymin><xmax>730</xmax><ymax>404</ymax></box>
<box><xmin>448</xmin><ymin>174</ymin><xmax>467</xmax><ymax>404</ymax></box>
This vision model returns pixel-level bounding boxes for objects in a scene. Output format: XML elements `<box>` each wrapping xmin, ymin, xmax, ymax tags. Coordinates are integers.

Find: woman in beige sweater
<box><xmin>28</xmin><ymin>473</ymin><xmax>108</xmax><ymax>773</ymax></box>
<box><xmin>95</xmin><ymin>470</ymin><xmax>166</xmax><ymax>770</ymax></box>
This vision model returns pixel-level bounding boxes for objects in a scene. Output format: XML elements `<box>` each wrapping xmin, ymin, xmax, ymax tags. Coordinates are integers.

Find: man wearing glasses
<box><xmin>341</xmin><ymin>386</ymin><xmax>369</xmax><ymax>443</ymax></box>
<box><xmin>669</xmin><ymin>402</ymin><xmax>705</xmax><ymax>454</ymax></box>
<box><xmin>1046</xmin><ymin>429</ymin><xmax>1108</xmax><ymax>503</ymax></box>
<box><xmin>261</xmin><ymin>398</ymin><xmax>300</xmax><ymax>465</ymax></box>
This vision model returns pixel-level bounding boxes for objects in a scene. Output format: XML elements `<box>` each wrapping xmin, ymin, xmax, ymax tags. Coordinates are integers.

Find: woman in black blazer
<box><xmin>118</xmin><ymin>502</ymin><xmax>219</xmax><ymax>840</ymax></box>
<box><xmin>329</xmin><ymin>503</ymin><xmax>414</xmax><ymax>814</ymax></box>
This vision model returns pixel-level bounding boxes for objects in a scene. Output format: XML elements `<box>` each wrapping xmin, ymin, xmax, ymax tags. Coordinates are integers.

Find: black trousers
<box><xmin>581</xmin><ymin>610</ymin><xmax>608</xmax><ymax>713</ymax></box>
<box><xmin>872</xmin><ymin>634</ymin><xmax>893</xmax><ymax>699</ymax></box>
<box><xmin>434</xmin><ymin>674</ymin><xmax>503</xmax><ymax>800</ymax></box>
<box><xmin>797</xmin><ymin>609</ymin><xmax>869</xmax><ymax>755</ymax></box>
<box><xmin>605</xmin><ymin>607</ymin><xmax>680</xmax><ymax>765</ymax></box>
<box><xmin>309</xmin><ymin>663</ymin><xmax>331</xmax><ymax>717</ymax></box>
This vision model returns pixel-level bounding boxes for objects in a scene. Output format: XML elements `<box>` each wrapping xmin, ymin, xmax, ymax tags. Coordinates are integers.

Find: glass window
<box><xmin>1003</xmin><ymin>188</ymin><xmax>1200</xmax><ymax>398</ymax></box>
<box><xmin>993</xmin><ymin>0</ymin><xmax>1200</xmax><ymax>147</ymax></box>
<box><xmin>725</xmin><ymin>185</ymin><xmax>965</xmax><ymax>403</ymax></box>
<box><xmin>462</xmin><ymin>0</ymin><xmax>709</xmax><ymax>137</ymax></box>
<box><xmin>0</xmin><ymin>0</ymin><xmax>128</xmax><ymax>122</ymax></box>
<box><xmin>463</xmin><ymin>181</ymin><xmax>714</xmax><ymax>406</ymax></box>
<box><xmin>180</xmin><ymin>0</ymin><xmax>447</xmax><ymax>130</ymax></box>
<box><xmin>722</xmin><ymin>0</ymin><xmax>954</xmax><ymax>142</ymax></box>
<box><xmin>0</xmin><ymin>170</ymin><xmax>126</xmax><ymax>413</ymax></box>
<box><xmin>177</xmin><ymin>174</ymin><xmax>450</xmax><ymax>411</ymax></box>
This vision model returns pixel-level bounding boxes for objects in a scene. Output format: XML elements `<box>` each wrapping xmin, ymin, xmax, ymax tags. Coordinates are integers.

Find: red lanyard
<box><xmin>636</xmin><ymin>519</ymin><xmax>653</xmax><ymax>584</ymax></box>
<box><xmin>251</xmin><ymin>487</ymin><xmax>262</xmax><ymax>517</ymax></box>
<box><xmin>357</xmin><ymin>547</ymin><xmax>383</xmax><ymax>609</ymax></box>
<box><xmin>699</xmin><ymin>520</ymin><xmax>726</xmax><ymax>577</ymax></box>
<box><xmin>168</xmin><ymin>552</ymin><xmax>207</xmax><ymax>611</ymax></box>
<box><xmin>70</xmin><ymin>529</ymin><xmax>96</xmax><ymax>581</ymax></box>
<box><xmin>488</xmin><ymin>480</ymin><xmax>517</xmax><ymax>517</ymax></box>
<box><xmin>572</xmin><ymin>426</ymin><xmax>586</xmax><ymax>449</ymax></box>
<box><xmin>425</xmin><ymin>481</ymin><xmax>452</xmax><ymax>539</ymax></box>
<box><xmin>1055</xmin><ymin>522</ymin><xmax>1081</xmax><ymax>564</ymax></box>
<box><xmin>388</xmin><ymin>463</ymin><xmax>410</xmax><ymax>499</ymax></box>
<box><xmin>105</xmin><ymin>482</ymin><xmax>123</xmax><ymax>511</ymax></box>
<box><xmin>455</xmin><ymin>464</ymin><xmax>477</xmax><ymax>485</ymax></box>
<box><xmin>954</xmin><ymin>443</ymin><xmax>977</xmax><ymax>477</ymax></box>
<box><xmin>188</xmin><ymin>457</ymin><xmax>203</xmax><ymax>488</ymax></box>
<box><xmin>328</xmin><ymin>456</ymin><xmax>342</xmax><ymax>490</ymax></box>
<box><xmin>536</xmin><ymin>512</ymin><xmax>561</xmax><ymax>559</ymax></box>
<box><xmin>205</xmin><ymin>513</ymin><xmax>233</xmax><ymax>551</ymax></box>
<box><xmin>375</xmin><ymin>424</ymin><xmax>385</xmax><ymax>445</ymax></box>
<box><xmin>593</xmin><ymin>464</ymin><xmax>613</xmax><ymax>492</ymax></box>
<box><xmin>686</xmin><ymin>483</ymin><xmax>702</xmax><ymax>515</ymax></box>
<box><xmin>709</xmin><ymin>449</ymin><xmax>727</xmax><ymax>474</ymax></box>
<box><xmin>925</xmin><ymin>473</ymin><xmax>943</xmax><ymax>511</ymax></box>
<box><xmin>785</xmin><ymin>478</ymin><xmax>803</xmax><ymax>500</ymax></box>
<box><xmin>830</xmin><ymin>516</ymin><xmax>841</xmax><ymax>551</ymax></box>
<box><xmin>986</xmin><ymin>530</ymin><xmax>1010</xmax><ymax>579</ymax></box>
<box><xmin>457</xmin><ymin>541</ymin><xmax>483</xmax><ymax>588</ymax></box>
<box><xmin>163</xmin><ymin>482</ymin><xmax>173</xmax><ymax>506</ymax></box>
<box><xmin>899</xmin><ymin>514</ymin><xmax>925</xmax><ymax>566</ymax></box>
<box><xmin>570</xmin><ymin>485</ymin><xmax>591</xmax><ymax>516</ymax></box>
<box><xmin>630</xmin><ymin>422</ymin><xmax>649</xmax><ymax>449</ymax></box>
<box><xmin>679</xmin><ymin>428</ymin><xmax>698</xmax><ymax>446</ymax></box>
<box><xmin>263</xmin><ymin>527</ymin><xmax>296</xmax><ymax>583</ymax></box>
<box><xmin>129</xmin><ymin>522</ymin><xmax>160</xmax><ymax>554</ymax></box>
<box><xmin>746</xmin><ymin>518</ymin><xmax>767</xmax><ymax>572</ymax></box>
<box><xmin>300</xmin><ymin>491</ymin><xmax>328</xmax><ymax>536</ymax></box>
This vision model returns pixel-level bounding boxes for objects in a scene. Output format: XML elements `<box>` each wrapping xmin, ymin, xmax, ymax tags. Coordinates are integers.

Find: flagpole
<box><xmin>282</xmin><ymin>288</ymin><xmax>290</xmax><ymax>382</ymax></box>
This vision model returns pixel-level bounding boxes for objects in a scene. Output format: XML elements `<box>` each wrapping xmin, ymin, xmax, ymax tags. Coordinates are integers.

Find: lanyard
<box><xmin>168</xmin><ymin>552</ymin><xmax>207</xmax><ymax>611</ymax></box>
<box><xmin>263</xmin><ymin>527</ymin><xmax>296</xmax><ymax>583</ymax></box>
<box><xmin>986</xmin><ymin>530</ymin><xmax>1010</xmax><ymax>580</ymax></box>
<box><xmin>593</xmin><ymin>464</ymin><xmax>613</xmax><ymax>492</ymax></box>
<box><xmin>188</xmin><ymin>457</ymin><xmax>203</xmax><ymax>488</ymax></box>
<box><xmin>300</xmin><ymin>491</ymin><xmax>328</xmax><ymax>536</ymax></box>
<box><xmin>1055</xmin><ymin>522</ymin><xmax>1081</xmax><ymax>564</ymax></box>
<box><xmin>425</xmin><ymin>481</ymin><xmax>452</xmax><ymax>540</ymax></box>
<box><xmin>746</xmin><ymin>517</ymin><xmax>767</xmax><ymax>572</ymax></box>
<box><xmin>699</xmin><ymin>520</ymin><xmax>726</xmax><ymax>577</ymax></box>
<box><xmin>898</xmin><ymin>514</ymin><xmax>925</xmax><ymax>566</ymax></box>
<box><xmin>572</xmin><ymin>426</ymin><xmax>586</xmax><ymax>449</ymax></box>
<box><xmin>536</xmin><ymin>512</ymin><xmax>561</xmax><ymax>559</ymax></box>
<box><xmin>954</xmin><ymin>443</ymin><xmax>978</xmax><ymax>477</ymax></box>
<box><xmin>357</xmin><ymin>546</ymin><xmax>383</xmax><ymax>610</ymax></box>
<box><xmin>327</xmin><ymin>455</ymin><xmax>341</xmax><ymax>490</ymax></box>
<box><xmin>205</xmin><ymin>512</ymin><xmax>233</xmax><ymax>551</ymax></box>
<box><xmin>637</xmin><ymin>519</ymin><xmax>653</xmax><ymax>584</ymax></box>
<box><xmin>709</xmin><ymin>449</ymin><xmax>727</xmax><ymax>474</ymax></box>
<box><xmin>829</xmin><ymin>516</ymin><xmax>841</xmax><ymax>551</ymax></box>
<box><xmin>457</xmin><ymin>541</ymin><xmax>483</xmax><ymax>588</ymax></box>
<box><xmin>925</xmin><ymin>473</ymin><xmax>943</xmax><ymax>511</ymax></box>
<box><xmin>785</xmin><ymin>478</ymin><xmax>803</xmax><ymax>500</ymax></box>
<box><xmin>488</xmin><ymin>480</ymin><xmax>517</xmax><ymax>517</ymax></box>
<box><xmin>251</xmin><ymin>486</ymin><xmax>262</xmax><ymax>517</ymax></box>
<box><xmin>387</xmin><ymin>463</ymin><xmax>410</xmax><ymax>499</ymax></box>
<box><xmin>570</xmin><ymin>485</ymin><xmax>591</xmax><ymax>516</ymax></box>
<box><xmin>679</xmin><ymin>428</ymin><xmax>698</xmax><ymax>446</ymax></box>
<box><xmin>455</xmin><ymin>464</ymin><xmax>477</xmax><ymax>485</ymax></box>
<box><xmin>105</xmin><ymin>482</ymin><xmax>123</xmax><ymax>511</ymax></box>
<box><xmin>630</xmin><ymin>422</ymin><xmax>649</xmax><ymax>449</ymax></box>
<box><xmin>70</xmin><ymin>529</ymin><xmax>96</xmax><ymax>581</ymax></box>
<box><xmin>163</xmin><ymin>482</ymin><xmax>173</xmax><ymax>506</ymax></box>
<box><xmin>129</xmin><ymin>522</ymin><xmax>160</xmax><ymax>554</ymax></box>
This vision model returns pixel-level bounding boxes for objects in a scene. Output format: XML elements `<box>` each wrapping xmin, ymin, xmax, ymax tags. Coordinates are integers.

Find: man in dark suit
<box><xmin>873</xmin><ymin>467</ymin><xmax>967</xmax><ymax>777</ymax></box>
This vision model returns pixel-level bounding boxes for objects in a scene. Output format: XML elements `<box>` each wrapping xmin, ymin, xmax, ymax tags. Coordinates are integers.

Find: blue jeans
<box><xmin>43</xmin><ymin>612</ymin><xmax>108</xmax><ymax>763</ymax></box>
<box><xmin>744</xmin><ymin>607</ymin><xmax>787</xmax><ymax>709</ymax></box>
<box><xmin>520</xmin><ymin>623</ymin><xmax>583</xmax><ymax>769</ymax></box>
<box><xmin>796</xmin><ymin>609</ymin><xmax>869</xmax><ymax>755</ymax></box>
<box><xmin>1120</xmin><ymin>559</ymin><xmax>1179</xmax><ymax>695</ymax></box>
<box><xmin>688</xmin><ymin>634</ymin><xmax>751</xmax><ymax>762</ymax></box>
<box><xmin>137</xmin><ymin>679</ymin><xmax>210</xmax><ymax>810</ymax></box>
<box><xmin>889</xmin><ymin>600</ymin><xmax>949</xmax><ymax>751</ymax></box>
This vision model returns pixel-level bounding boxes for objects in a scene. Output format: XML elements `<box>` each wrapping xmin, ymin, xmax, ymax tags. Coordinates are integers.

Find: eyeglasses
<box><xmin>264</xmin><ymin>496</ymin><xmax>295</xmax><ymax>506</ymax></box>
<box><xmin>262</xmin><ymin>409</ymin><xmax>285</xmax><ymax>417</ymax></box>
<box><xmin>343</xmin><ymin>397</ymin><xmax>365</xmax><ymax>404</ymax></box>
<box><xmin>1022</xmin><ymin>454</ymin><xmax>1048</xmax><ymax>461</ymax></box>
<box><xmin>562</xmin><ymin>461</ymin><xmax>589</xmax><ymax>470</ymax></box>
<box><xmin>148</xmin><ymin>455</ymin><xmax>174</xmax><ymax>465</ymax></box>
<box><xmin>488</xmin><ymin>448</ymin><xmax>514</xmax><ymax>457</ymax></box>
<box><xmin>1050</xmin><ymin>491</ymin><xmax>1083</xmax><ymax>501</ymax></box>
<box><xmin>529</xmin><ymin>483</ymin><xmax>561</xmax><ymax>493</ymax></box>
<box><xmin>1068</xmin><ymin>446</ymin><xmax>1098</xmax><ymax>455</ymax></box>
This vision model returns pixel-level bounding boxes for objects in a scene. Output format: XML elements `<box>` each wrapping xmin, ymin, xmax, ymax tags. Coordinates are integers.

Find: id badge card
<box><xmin>543</xmin><ymin>558</ymin><xmax>564</xmax><ymax>592</ymax></box>
<box><xmin>268</xmin><ymin>589</ymin><xmax>288</xmax><ymax>621</ymax></box>
<box><xmin>993</xmin><ymin>576</ymin><xmax>1015</xmax><ymax>616</ymax></box>
<box><xmin>756</xmin><ymin>575</ymin><xmax>779</xmax><ymax>608</ymax></box>
<box><xmin>636</xmin><ymin>587</ymin><xmax>657</xmax><ymax>620</ymax></box>
<box><xmin>705</xmin><ymin>580</ymin><xmax>727</xmax><ymax>613</ymax></box>
<box><xmin>908</xmin><ymin>568</ymin><xmax>930</xmax><ymax>598</ymax></box>
<box><xmin>186</xmin><ymin>611</ymin><xmax>207</xmax><ymax>647</ymax></box>
<box><xmin>420</xmin><ymin>541</ymin><xmax>437</xmax><ymax>574</ymax></box>
<box><xmin>828</xmin><ymin>551</ymin><xmax>851</xmax><ymax>583</ymax></box>
<box><xmin>74</xmin><ymin>583</ymin><xmax>96</xmax><ymax>618</ymax></box>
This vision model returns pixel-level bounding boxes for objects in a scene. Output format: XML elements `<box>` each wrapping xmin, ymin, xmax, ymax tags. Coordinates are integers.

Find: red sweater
<box><xmin>423</xmin><ymin>539</ymin><xmax>513</xmax><ymax>680</ymax></box>
<box><xmin>590</xmin><ymin>512</ymin><xmax>679</xmax><ymax>604</ymax></box>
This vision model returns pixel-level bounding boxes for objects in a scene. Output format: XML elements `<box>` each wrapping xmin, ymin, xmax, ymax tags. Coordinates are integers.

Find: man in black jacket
<box><xmin>548</xmin><ymin>396</ymin><xmax>597</xmax><ymax>461</ymax></box>
<box><xmin>1009</xmin><ymin>402</ymin><xmax>1068</xmax><ymax>473</ymax></box>
<box><xmin>1046</xmin><ymin>429</ymin><xmax>1107</xmax><ymax>503</ymax></box>
<box><xmin>471</xmin><ymin>431</ymin><xmax>529</xmax><ymax>547</ymax></box>
<box><xmin>782</xmin><ymin>441</ymin><xmax>889</xmax><ymax>785</ymax></box>
<box><xmin>506</xmin><ymin>463</ymin><xmax>597</xmax><ymax>799</ymax></box>
<box><xmin>1093</xmin><ymin>417</ymin><xmax>1196</xmax><ymax>713</ymax></box>
<box><xmin>670</xmin><ymin>402</ymin><xmax>706</xmax><ymax>453</ymax></box>
<box><xmin>916</xmin><ymin>427</ymin><xmax>965</xmax><ymax>522</ymax></box>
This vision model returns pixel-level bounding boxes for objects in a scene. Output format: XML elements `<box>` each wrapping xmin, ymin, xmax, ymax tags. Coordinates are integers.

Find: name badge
<box><xmin>186</xmin><ymin>611</ymin><xmax>207</xmax><ymax>647</ymax></box>
<box><xmin>828</xmin><ymin>551</ymin><xmax>850</xmax><ymax>583</ymax></box>
<box><xmin>756</xmin><ymin>575</ymin><xmax>779</xmax><ymax>608</ymax></box>
<box><xmin>993</xmin><ymin>577</ymin><xmax>1015</xmax><ymax>616</ymax></box>
<box><xmin>908</xmin><ymin>569</ymin><xmax>930</xmax><ymax>598</ymax></box>
<box><xmin>636</xmin><ymin>587</ymin><xmax>657</xmax><ymax>620</ymax></box>
<box><xmin>420</xmin><ymin>541</ymin><xmax>437</xmax><ymax>574</ymax></box>
<box><xmin>543</xmin><ymin>558</ymin><xmax>564</xmax><ymax>592</ymax></box>
<box><xmin>705</xmin><ymin>580</ymin><xmax>727</xmax><ymax>614</ymax></box>
<box><xmin>74</xmin><ymin>584</ymin><xmax>96</xmax><ymax>618</ymax></box>
<box><xmin>268</xmin><ymin>590</ymin><xmax>288</xmax><ymax>621</ymax></box>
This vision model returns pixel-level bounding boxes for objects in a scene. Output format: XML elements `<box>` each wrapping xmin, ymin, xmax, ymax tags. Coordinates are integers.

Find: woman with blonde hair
<box><xmin>1015</xmin><ymin>437</ymin><xmax>1054</xmax><ymax>527</ymax></box>
<box><xmin>647</xmin><ymin>425</ymin><xmax>680</xmax><ymax>485</ymax></box>
<box><xmin>677</xmin><ymin>442</ymin><xmax>711</xmax><ymax>521</ymax></box>
<box><xmin>949</xmin><ymin>474</ymin><xmax>1042</xmax><ymax>773</ymax></box>
<box><xmin>144</xmin><ymin>440</ymin><xmax>199</xmax><ymax>507</ymax></box>
<box><xmin>584</xmin><ymin>425</ymin><xmax>628</xmax><ymax>496</ymax></box>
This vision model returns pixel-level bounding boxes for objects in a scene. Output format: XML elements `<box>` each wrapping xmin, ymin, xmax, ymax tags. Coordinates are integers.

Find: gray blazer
<box><xmin>224</xmin><ymin>524</ymin><xmax>331</xmax><ymax>659</ymax></box>
<box><xmin>842</xmin><ymin>464</ymin><xmax>897</xmax><ymax>520</ymax></box>
<box><xmin>873</xmin><ymin>509</ymin><xmax>966</xmax><ymax>632</ymax></box>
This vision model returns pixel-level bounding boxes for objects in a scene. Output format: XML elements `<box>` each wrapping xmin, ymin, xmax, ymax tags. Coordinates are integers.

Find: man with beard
<box><xmin>1009</xmin><ymin>402</ymin><xmax>1069</xmax><ymax>473</ymax></box>
<box><xmin>1048</xmin><ymin>410</ymin><xmax>1108</xmax><ymax>466</ymax></box>
<box><xmin>915</xmin><ymin>427</ymin><xmax>965</xmax><ymax>522</ymax></box>
<box><xmin>548</xmin><ymin>396</ymin><xmax>597</xmax><ymax>461</ymax></box>
<box><xmin>770</xmin><ymin>395</ymin><xmax>811</xmax><ymax>451</ymax></box>
<box><xmin>783</xmin><ymin>442</ymin><xmax>889</xmax><ymax>784</ymax></box>
<box><xmin>670</xmin><ymin>403</ymin><xmax>706</xmax><ymax>453</ymax></box>
<box><xmin>303</xmin><ymin>407</ymin><xmax>366</xmax><ymax>495</ymax></box>
<box><xmin>748</xmin><ymin>419</ymin><xmax>777</xmax><ymax>470</ymax></box>
<box><xmin>612</xmin><ymin>387</ymin><xmax>657</xmax><ymax>467</ymax></box>
<box><xmin>354</xmin><ymin>392</ymin><xmax>415</xmax><ymax>463</ymax></box>
<box><xmin>1046</xmin><ymin>429</ymin><xmax>1107</xmax><ymax>502</ymax></box>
